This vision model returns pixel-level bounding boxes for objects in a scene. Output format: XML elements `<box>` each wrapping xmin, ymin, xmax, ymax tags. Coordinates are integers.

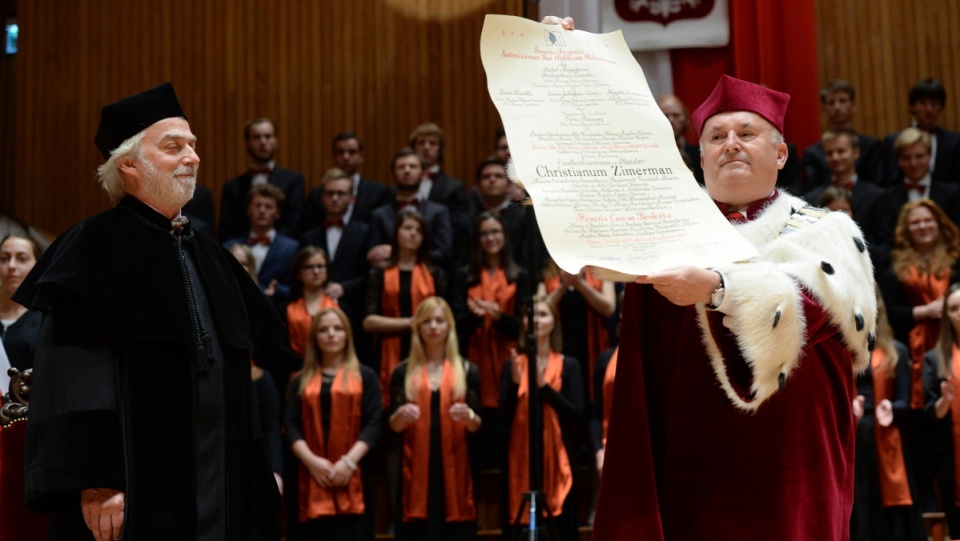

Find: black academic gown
<box><xmin>14</xmin><ymin>196</ymin><xmax>283</xmax><ymax>541</ymax></box>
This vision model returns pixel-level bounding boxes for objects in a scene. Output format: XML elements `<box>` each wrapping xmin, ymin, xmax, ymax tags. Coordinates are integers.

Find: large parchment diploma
<box><xmin>480</xmin><ymin>15</ymin><xmax>758</xmax><ymax>281</ymax></box>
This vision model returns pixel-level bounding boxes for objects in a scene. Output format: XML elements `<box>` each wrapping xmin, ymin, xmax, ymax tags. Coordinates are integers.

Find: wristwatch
<box><xmin>706</xmin><ymin>272</ymin><xmax>725</xmax><ymax>310</ymax></box>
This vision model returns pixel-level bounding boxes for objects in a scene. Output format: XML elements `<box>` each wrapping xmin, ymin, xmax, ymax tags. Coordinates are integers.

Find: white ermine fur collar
<box><xmin>698</xmin><ymin>192</ymin><xmax>876</xmax><ymax>411</ymax></box>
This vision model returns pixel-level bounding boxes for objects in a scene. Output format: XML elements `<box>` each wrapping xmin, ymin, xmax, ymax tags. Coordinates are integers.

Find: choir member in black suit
<box><xmin>464</xmin><ymin>157</ymin><xmax>537</xmax><ymax>270</ymax></box>
<box><xmin>301</xmin><ymin>168</ymin><xmax>374</xmax><ymax>365</ymax></box>
<box><xmin>883</xmin><ymin>79</ymin><xmax>960</xmax><ymax>187</ymax></box>
<box><xmin>220</xmin><ymin>117</ymin><xmax>305</xmax><ymax>240</ymax></box>
<box><xmin>302</xmin><ymin>132</ymin><xmax>392</xmax><ymax>232</ymax></box>
<box><xmin>224</xmin><ymin>183</ymin><xmax>299</xmax><ymax>303</ymax></box>
<box><xmin>368</xmin><ymin>149</ymin><xmax>453</xmax><ymax>271</ymax></box>
<box><xmin>886</xmin><ymin>128</ymin><xmax>960</xmax><ymax>229</ymax></box>
<box><xmin>409</xmin><ymin>122</ymin><xmax>469</xmax><ymax>218</ymax></box>
<box><xmin>801</xmin><ymin>80</ymin><xmax>884</xmax><ymax>191</ymax></box>
<box><xmin>804</xmin><ymin>130</ymin><xmax>893</xmax><ymax>272</ymax></box>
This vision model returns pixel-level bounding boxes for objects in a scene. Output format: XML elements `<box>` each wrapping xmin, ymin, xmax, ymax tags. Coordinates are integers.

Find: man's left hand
<box><xmin>635</xmin><ymin>266</ymin><xmax>720</xmax><ymax>307</ymax></box>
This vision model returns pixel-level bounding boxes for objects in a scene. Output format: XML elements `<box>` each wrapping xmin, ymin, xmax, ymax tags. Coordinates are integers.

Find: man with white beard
<box><xmin>14</xmin><ymin>83</ymin><xmax>283</xmax><ymax>541</ymax></box>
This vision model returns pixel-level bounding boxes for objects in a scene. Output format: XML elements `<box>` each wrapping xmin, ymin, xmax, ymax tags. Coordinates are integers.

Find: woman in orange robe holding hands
<box><xmin>501</xmin><ymin>296</ymin><xmax>583</xmax><ymax>541</ymax></box>
<box><xmin>285</xmin><ymin>308</ymin><xmax>382</xmax><ymax>540</ymax></box>
<box><xmin>388</xmin><ymin>296</ymin><xmax>481</xmax><ymax>540</ymax></box>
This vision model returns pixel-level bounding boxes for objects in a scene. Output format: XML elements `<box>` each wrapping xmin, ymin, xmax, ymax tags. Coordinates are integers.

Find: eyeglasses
<box><xmin>301</xmin><ymin>264</ymin><xmax>327</xmax><ymax>272</ymax></box>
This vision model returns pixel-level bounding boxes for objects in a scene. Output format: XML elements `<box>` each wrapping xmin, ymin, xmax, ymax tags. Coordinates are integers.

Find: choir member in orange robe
<box><xmin>924</xmin><ymin>283</ymin><xmax>960</xmax><ymax>535</ymax></box>
<box><xmin>451</xmin><ymin>212</ymin><xmax>529</xmax><ymax>465</ymax></box>
<box><xmin>542</xmin><ymin>257</ymin><xmax>615</xmax><ymax>403</ymax></box>
<box><xmin>364</xmin><ymin>208</ymin><xmax>446</xmax><ymax>404</ymax></box>
<box><xmin>500</xmin><ymin>296</ymin><xmax>583</xmax><ymax>541</ymax></box>
<box><xmin>881</xmin><ymin>199</ymin><xmax>960</xmax><ymax>512</ymax></box>
<box><xmin>285</xmin><ymin>308</ymin><xmax>382</xmax><ymax>540</ymax></box>
<box><xmin>388</xmin><ymin>297</ymin><xmax>482</xmax><ymax>541</ymax></box>
<box><xmin>591</xmin><ymin>347</ymin><xmax>617</xmax><ymax>476</ymax></box>
<box><xmin>286</xmin><ymin>246</ymin><xmax>339</xmax><ymax>355</ymax></box>
<box><xmin>851</xmin><ymin>295</ymin><xmax>923</xmax><ymax>540</ymax></box>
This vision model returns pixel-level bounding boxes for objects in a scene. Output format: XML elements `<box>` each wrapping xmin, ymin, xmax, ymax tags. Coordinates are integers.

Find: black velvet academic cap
<box><xmin>94</xmin><ymin>82</ymin><xmax>187</xmax><ymax>160</ymax></box>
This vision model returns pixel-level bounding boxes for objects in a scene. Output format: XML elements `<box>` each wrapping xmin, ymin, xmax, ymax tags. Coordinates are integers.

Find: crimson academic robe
<box><xmin>592</xmin><ymin>193</ymin><xmax>877</xmax><ymax>541</ymax></box>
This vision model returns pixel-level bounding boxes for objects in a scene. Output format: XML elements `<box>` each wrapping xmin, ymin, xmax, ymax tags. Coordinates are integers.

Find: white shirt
<box><xmin>418</xmin><ymin>165</ymin><xmax>440</xmax><ymax>201</ymax></box>
<box><xmin>326</xmin><ymin>221</ymin><xmax>344</xmax><ymax>261</ymax></box>
<box><xmin>250</xmin><ymin>160</ymin><xmax>276</xmax><ymax>186</ymax></box>
<box><xmin>906</xmin><ymin>173</ymin><xmax>932</xmax><ymax>203</ymax></box>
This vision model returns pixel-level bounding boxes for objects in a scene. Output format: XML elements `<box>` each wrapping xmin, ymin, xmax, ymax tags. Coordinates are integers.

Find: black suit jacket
<box><xmin>804</xmin><ymin>180</ymin><xmax>893</xmax><ymax>275</ymax></box>
<box><xmin>427</xmin><ymin>172</ymin><xmax>468</xmax><ymax>216</ymax></box>
<box><xmin>219</xmin><ymin>167</ymin><xmax>305</xmax><ymax>241</ymax></box>
<box><xmin>464</xmin><ymin>192</ymin><xmax>546</xmax><ymax>271</ymax></box>
<box><xmin>369</xmin><ymin>201</ymin><xmax>453</xmax><ymax>270</ymax></box>
<box><xmin>299</xmin><ymin>220</ymin><xmax>372</xmax><ymax>309</ymax></box>
<box><xmin>800</xmin><ymin>134</ymin><xmax>884</xmax><ymax>192</ymax></box>
<box><xmin>883</xmin><ymin>128</ymin><xmax>960</xmax><ymax>186</ymax></box>
<box><xmin>886</xmin><ymin>176</ymin><xmax>960</xmax><ymax>235</ymax></box>
<box><xmin>302</xmin><ymin>176</ymin><xmax>392</xmax><ymax>234</ymax></box>
<box><xmin>183</xmin><ymin>184</ymin><xmax>215</xmax><ymax>239</ymax></box>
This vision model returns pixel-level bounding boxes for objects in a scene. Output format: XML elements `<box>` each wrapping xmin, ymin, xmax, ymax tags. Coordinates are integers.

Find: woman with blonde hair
<box><xmin>851</xmin><ymin>292</ymin><xmax>923</xmax><ymax>540</ymax></box>
<box><xmin>388</xmin><ymin>296</ymin><xmax>481</xmax><ymax>541</ymax></box>
<box><xmin>285</xmin><ymin>308</ymin><xmax>382</xmax><ymax>540</ymax></box>
<box><xmin>500</xmin><ymin>296</ymin><xmax>583</xmax><ymax>541</ymax></box>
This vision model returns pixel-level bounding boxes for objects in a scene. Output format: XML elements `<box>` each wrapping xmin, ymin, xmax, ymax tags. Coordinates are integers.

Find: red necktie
<box><xmin>833</xmin><ymin>179</ymin><xmax>855</xmax><ymax>191</ymax></box>
<box><xmin>248</xmin><ymin>236</ymin><xmax>270</xmax><ymax>246</ymax></box>
<box><xmin>903</xmin><ymin>182</ymin><xmax>925</xmax><ymax>195</ymax></box>
<box><xmin>324</xmin><ymin>218</ymin><xmax>344</xmax><ymax>229</ymax></box>
<box><xmin>248</xmin><ymin>167</ymin><xmax>271</xmax><ymax>176</ymax></box>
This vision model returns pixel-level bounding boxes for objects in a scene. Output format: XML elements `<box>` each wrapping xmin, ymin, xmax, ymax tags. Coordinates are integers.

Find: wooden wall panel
<box><xmin>815</xmin><ymin>0</ymin><xmax>960</xmax><ymax>142</ymax></box>
<box><xmin>6</xmin><ymin>0</ymin><xmax>526</xmax><ymax>236</ymax></box>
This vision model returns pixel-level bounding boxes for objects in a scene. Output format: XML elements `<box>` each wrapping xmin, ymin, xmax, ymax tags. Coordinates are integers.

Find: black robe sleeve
<box><xmin>880</xmin><ymin>266</ymin><xmax>914</xmax><ymax>344</ymax></box>
<box><xmin>357</xmin><ymin>365</ymin><xmax>383</xmax><ymax>448</ymax></box>
<box><xmin>25</xmin><ymin>304</ymin><xmax>125</xmax><ymax>512</ymax></box>
<box><xmin>892</xmin><ymin>341</ymin><xmax>911</xmax><ymax>425</ymax></box>
<box><xmin>254</xmin><ymin>371</ymin><xmax>283</xmax><ymax>474</ymax></box>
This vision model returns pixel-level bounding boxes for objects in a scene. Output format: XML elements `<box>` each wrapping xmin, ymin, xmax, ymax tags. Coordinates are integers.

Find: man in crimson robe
<box><xmin>586</xmin><ymin>73</ymin><xmax>878</xmax><ymax>540</ymax></box>
<box><xmin>529</xmin><ymin>15</ymin><xmax>880</xmax><ymax>539</ymax></box>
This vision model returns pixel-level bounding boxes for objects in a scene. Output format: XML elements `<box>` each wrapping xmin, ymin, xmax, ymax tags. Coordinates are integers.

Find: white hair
<box><xmin>96</xmin><ymin>131</ymin><xmax>145</xmax><ymax>203</ymax></box>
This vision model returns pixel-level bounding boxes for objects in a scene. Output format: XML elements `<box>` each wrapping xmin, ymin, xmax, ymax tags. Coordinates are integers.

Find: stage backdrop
<box><xmin>4</xmin><ymin>1</ymin><xmax>960</xmax><ymax>236</ymax></box>
<box><xmin>5</xmin><ymin>0</ymin><xmax>529</xmax><ymax>236</ymax></box>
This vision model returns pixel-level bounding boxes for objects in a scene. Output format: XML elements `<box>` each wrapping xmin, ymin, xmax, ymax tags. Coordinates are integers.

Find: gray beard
<box><xmin>138</xmin><ymin>157</ymin><xmax>197</xmax><ymax>211</ymax></box>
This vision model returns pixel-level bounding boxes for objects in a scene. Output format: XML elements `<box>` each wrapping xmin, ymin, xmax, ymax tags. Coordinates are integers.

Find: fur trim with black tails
<box><xmin>699</xmin><ymin>192</ymin><xmax>876</xmax><ymax>411</ymax></box>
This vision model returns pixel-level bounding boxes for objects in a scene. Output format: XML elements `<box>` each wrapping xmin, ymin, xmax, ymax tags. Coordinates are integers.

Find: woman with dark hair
<box><xmin>0</xmin><ymin>234</ymin><xmax>42</xmax><ymax>370</ymax></box>
<box><xmin>923</xmin><ymin>283</ymin><xmax>960</xmax><ymax>534</ymax></box>
<box><xmin>881</xmin><ymin>199</ymin><xmax>960</xmax><ymax>514</ymax></box>
<box><xmin>452</xmin><ymin>212</ymin><xmax>529</xmax><ymax>462</ymax></box>
<box><xmin>287</xmin><ymin>246</ymin><xmax>339</xmax><ymax>356</ymax></box>
<box><xmin>850</xmin><ymin>292</ymin><xmax>923</xmax><ymax>540</ymax></box>
<box><xmin>364</xmin><ymin>208</ymin><xmax>446</xmax><ymax>402</ymax></box>
<box><xmin>286</xmin><ymin>308</ymin><xmax>382</xmax><ymax>541</ymax></box>
<box><xmin>388</xmin><ymin>296</ymin><xmax>481</xmax><ymax>541</ymax></box>
<box><xmin>818</xmin><ymin>186</ymin><xmax>855</xmax><ymax>217</ymax></box>
<box><xmin>500</xmin><ymin>296</ymin><xmax>583</xmax><ymax>541</ymax></box>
